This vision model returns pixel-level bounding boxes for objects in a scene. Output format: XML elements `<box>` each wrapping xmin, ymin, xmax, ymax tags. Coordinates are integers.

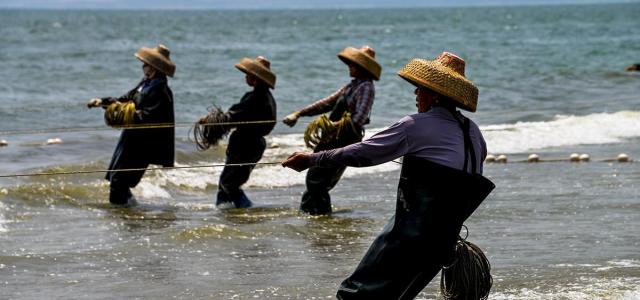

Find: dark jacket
<box><xmin>227</xmin><ymin>86</ymin><xmax>276</xmax><ymax>138</ymax></box>
<box><xmin>103</xmin><ymin>77</ymin><xmax>175</xmax><ymax>168</ymax></box>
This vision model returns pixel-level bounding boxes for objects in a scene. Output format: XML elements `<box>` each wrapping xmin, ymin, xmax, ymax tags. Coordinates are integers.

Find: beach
<box><xmin>1</xmin><ymin>3</ymin><xmax>640</xmax><ymax>299</ymax></box>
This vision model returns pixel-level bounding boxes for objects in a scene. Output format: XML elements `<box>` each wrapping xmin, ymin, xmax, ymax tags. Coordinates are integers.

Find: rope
<box><xmin>0</xmin><ymin>120</ymin><xmax>277</xmax><ymax>136</ymax></box>
<box><xmin>0</xmin><ymin>103</ymin><xmax>88</xmax><ymax>113</ymax></box>
<box><xmin>191</xmin><ymin>106</ymin><xmax>232</xmax><ymax>151</ymax></box>
<box><xmin>104</xmin><ymin>101</ymin><xmax>136</xmax><ymax>126</ymax></box>
<box><xmin>440</xmin><ymin>228</ymin><xmax>493</xmax><ymax>300</ymax></box>
<box><xmin>0</xmin><ymin>161</ymin><xmax>282</xmax><ymax>179</ymax></box>
<box><xmin>303</xmin><ymin>112</ymin><xmax>358</xmax><ymax>149</ymax></box>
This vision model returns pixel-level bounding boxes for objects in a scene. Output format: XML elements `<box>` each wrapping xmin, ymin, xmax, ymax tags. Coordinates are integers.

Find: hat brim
<box><xmin>338</xmin><ymin>47</ymin><xmax>381</xmax><ymax>81</ymax></box>
<box><xmin>135</xmin><ymin>47</ymin><xmax>175</xmax><ymax>77</ymax></box>
<box><xmin>397</xmin><ymin>58</ymin><xmax>478</xmax><ymax>112</ymax></box>
<box><xmin>235</xmin><ymin>58</ymin><xmax>276</xmax><ymax>89</ymax></box>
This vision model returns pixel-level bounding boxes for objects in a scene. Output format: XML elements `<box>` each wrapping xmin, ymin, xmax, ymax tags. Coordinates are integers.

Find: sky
<box><xmin>0</xmin><ymin>0</ymin><xmax>637</xmax><ymax>9</ymax></box>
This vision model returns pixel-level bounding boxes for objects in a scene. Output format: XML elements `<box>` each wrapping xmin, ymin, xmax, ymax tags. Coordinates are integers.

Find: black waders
<box><xmin>301</xmin><ymin>94</ymin><xmax>364</xmax><ymax>215</ymax></box>
<box><xmin>337</xmin><ymin>112</ymin><xmax>494</xmax><ymax>299</ymax></box>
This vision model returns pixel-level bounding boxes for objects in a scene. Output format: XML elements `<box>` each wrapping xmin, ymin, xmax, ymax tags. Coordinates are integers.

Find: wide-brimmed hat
<box><xmin>338</xmin><ymin>45</ymin><xmax>381</xmax><ymax>81</ymax></box>
<box><xmin>397</xmin><ymin>52</ymin><xmax>479</xmax><ymax>112</ymax></box>
<box><xmin>235</xmin><ymin>56</ymin><xmax>276</xmax><ymax>89</ymax></box>
<box><xmin>135</xmin><ymin>44</ymin><xmax>176</xmax><ymax>77</ymax></box>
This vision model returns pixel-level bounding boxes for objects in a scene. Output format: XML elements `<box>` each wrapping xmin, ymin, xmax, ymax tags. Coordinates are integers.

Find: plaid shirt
<box><xmin>298</xmin><ymin>78</ymin><xmax>375</xmax><ymax>127</ymax></box>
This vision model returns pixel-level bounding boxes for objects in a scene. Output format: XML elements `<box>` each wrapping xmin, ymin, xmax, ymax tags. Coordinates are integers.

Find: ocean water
<box><xmin>1</xmin><ymin>3</ymin><xmax>640</xmax><ymax>299</ymax></box>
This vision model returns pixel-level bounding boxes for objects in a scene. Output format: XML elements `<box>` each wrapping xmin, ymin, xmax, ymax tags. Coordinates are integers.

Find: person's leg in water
<box><xmin>300</xmin><ymin>164</ymin><xmax>347</xmax><ymax>215</ymax></box>
<box><xmin>216</xmin><ymin>135</ymin><xmax>266</xmax><ymax>209</ymax></box>
<box><xmin>337</xmin><ymin>181</ymin><xmax>461</xmax><ymax>299</ymax></box>
<box><xmin>107</xmin><ymin>168</ymin><xmax>146</xmax><ymax>207</ymax></box>
<box><xmin>301</xmin><ymin>128</ymin><xmax>363</xmax><ymax>215</ymax></box>
<box><xmin>217</xmin><ymin>164</ymin><xmax>255</xmax><ymax>208</ymax></box>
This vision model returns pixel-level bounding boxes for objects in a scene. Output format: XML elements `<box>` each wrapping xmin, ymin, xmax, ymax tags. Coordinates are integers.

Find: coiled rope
<box><xmin>104</xmin><ymin>101</ymin><xmax>137</xmax><ymax>126</ymax></box>
<box><xmin>303</xmin><ymin>112</ymin><xmax>357</xmax><ymax>148</ymax></box>
<box><xmin>0</xmin><ymin>161</ymin><xmax>282</xmax><ymax>179</ymax></box>
<box><xmin>440</xmin><ymin>225</ymin><xmax>493</xmax><ymax>300</ymax></box>
<box><xmin>191</xmin><ymin>106</ymin><xmax>232</xmax><ymax>151</ymax></box>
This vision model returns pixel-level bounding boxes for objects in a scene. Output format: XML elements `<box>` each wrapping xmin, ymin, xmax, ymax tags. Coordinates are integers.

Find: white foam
<box><xmin>491</xmin><ymin>277</ymin><xmax>640</xmax><ymax>300</ymax></box>
<box><xmin>482</xmin><ymin>110</ymin><xmax>640</xmax><ymax>154</ymax></box>
<box><xmin>133</xmin><ymin>181</ymin><xmax>172</xmax><ymax>199</ymax></box>
<box><xmin>139</xmin><ymin>127</ymin><xmax>396</xmax><ymax>191</ymax></box>
<box><xmin>143</xmin><ymin>163</ymin><xmax>217</xmax><ymax>191</ymax></box>
<box><xmin>244</xmin><ymin>161</ymin><xmax>399</xmax><ymax>188</ymax></box>
<box><xmin>136</xmin><ymin>110</ymin><xmax>640</xmax><ymax>191</ymax></box>
<box><xmin>0</xmin><ymin>201</ymin><xmax>7</xmax><ymax>233</ymax></box>
<box><xmin>140</xmin><ymin>159</ymin><xmax>399</xmax><ymax>191</ymax></box>
<box><xmin>621</xmin><ymin>288</ymin><xmax>640</xmax><ymax>300</ymax></box>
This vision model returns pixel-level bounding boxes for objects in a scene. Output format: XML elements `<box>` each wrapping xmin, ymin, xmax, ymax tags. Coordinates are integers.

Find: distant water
<box><xmin>1</xmin><ymin>4</ymin><xmax>640</xmax><ymax>299</ymax></box>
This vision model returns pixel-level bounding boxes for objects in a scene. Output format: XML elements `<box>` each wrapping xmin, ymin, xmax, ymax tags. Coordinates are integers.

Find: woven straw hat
<box><xmin>338</xmin><ymin>45</ymin><xmax>381</xmax><ymax>81</ymax></box>
<box><xmin>397</xmin><ymin>52</ymin><xmax>479</xmax><ymax>112</ymax></box>
<box><xmin>135</xmin><ymin>44</ymin><xmax>176</xmax><ymax>77</ymax></box>
<box><xmin>235</xmin><ymin>56</ymin><xmax>276</xmax><ymax>89</ymax></box>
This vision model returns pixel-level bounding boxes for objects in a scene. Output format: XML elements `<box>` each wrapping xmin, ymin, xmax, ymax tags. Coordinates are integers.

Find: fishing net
<box><xmin>440</xmin><ymin>234</ymin><xmax>493</xmax><ymax>300</ymax></box>
<box><xmin>104</xmin><ymin>101</ymin><xmax>137</xmax><ymax>127</ymax></box>
<box><xmin>191</xmin><ymin>105</ymin><xmax>231</xmax><ymax>151</ymax></box>
<box><xmin>304</xmin><ymin>112</ymin><xmax>357</xmax><ymax>149</ymax></box>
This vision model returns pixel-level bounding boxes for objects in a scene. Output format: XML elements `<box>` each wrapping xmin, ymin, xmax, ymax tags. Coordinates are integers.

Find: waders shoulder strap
<box><xmin>449</xmin><ymin>109</ymin><xmax>477</xmax><ymax>175</ymax></box>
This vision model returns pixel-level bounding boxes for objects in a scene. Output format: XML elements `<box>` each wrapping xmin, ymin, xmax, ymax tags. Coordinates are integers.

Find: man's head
<box><xmin>135</xmin><ymin>44</ymin><xmax>175</xmax><ymax>78</ymax></box>
<box><xmin>338</xmin><ymin>45</ymin><xmax>381</xmax><ymax>81</ymax></box>
<box><xmin>235</xmin><ymin>56</ymin><xmax>276</xmax><ymax>89</ymax></box>
<box><xmin>398</xmin><ymin>52</ymin><xmax>478</xmax><ymax>112</ymax></box>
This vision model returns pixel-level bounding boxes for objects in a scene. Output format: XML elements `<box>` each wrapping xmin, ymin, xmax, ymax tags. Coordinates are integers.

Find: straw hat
<box><xmin>235</xmin><ymin>56</ymin><xmax>276</xmax><ymax>89</ymax></box>
<box><xmin>338</xmin><ymin>45</ymin><xmax>381</xmax><ymax>81</ymax></box>
<box><xmin>397</xmin><ymin>52</ymin><xmax>479</xmax><ymax>112</ymax></box>
<box><xmin>135</xmin><ymin>44</ymin><xmax>176</xmax><ymax>77</ymax></box>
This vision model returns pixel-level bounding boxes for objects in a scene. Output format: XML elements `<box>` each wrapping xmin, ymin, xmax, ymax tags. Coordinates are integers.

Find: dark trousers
<box><xmin>217</xmin><ymin>134</ymin><xmax>266</xmax><ymax>208</ymax></box>
<box><xmin>105</xmin><ymin>145</ymin><xmax>149</xmax><ymax>205</ymax></box>
<box><xmin>336</xmin><ymin>182</ymin><xmax>461</xmax><ymax>299</ymax></box>
<box><xmin>300</xmin><ymin>126</ymin><xmax>363</xmax><ymax>215</ymax></box>
<box><xmin>300</xmin><ymin>164</ymin><xmax>347</xmax><ymax>215</ymax></box>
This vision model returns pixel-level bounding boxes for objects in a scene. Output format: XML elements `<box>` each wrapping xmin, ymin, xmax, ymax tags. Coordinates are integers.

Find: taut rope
<box><xmin>0</xmin><ymin>161</ymin><xmax>282</xmax><ymax>179</ymax></box>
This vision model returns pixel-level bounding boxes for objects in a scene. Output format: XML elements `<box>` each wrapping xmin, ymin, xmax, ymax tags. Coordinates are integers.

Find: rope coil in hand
<box><xmin>303</xmin><ymin>112</ymin><xmax>356</xmax><ymax>149</ymax></box>
<box><xmin>104</xmin><ymin>101</ymin><xmax>137</xmax><ymax>127</ymax></box>
<box><xmin>191</xmin><ymin>106</ymin><xmax>231</xmax><ymax>151</ymax></box>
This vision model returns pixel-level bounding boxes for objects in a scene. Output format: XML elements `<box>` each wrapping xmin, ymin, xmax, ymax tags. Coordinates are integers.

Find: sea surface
<box><xmin>1</xmin><ymin>3</ymin><xmax>640</xmax><ymax>299</ymax></box>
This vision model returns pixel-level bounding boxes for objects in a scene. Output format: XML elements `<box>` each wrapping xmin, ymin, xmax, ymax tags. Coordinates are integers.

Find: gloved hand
<box><xmin>87</xmin><ymin>98</ymin><xmax>103</xmax><ymax>108</ymax></box>
<box><xmin>282</xmin><ymin>111</ymin><xmax>300</xmax><ymax>127</ymax></box>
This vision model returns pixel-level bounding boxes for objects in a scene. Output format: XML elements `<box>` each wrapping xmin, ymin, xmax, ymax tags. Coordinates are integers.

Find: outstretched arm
<box><xmin>282</xmin><ymin>118</ymin><xmax>411</xmax><ymax>171</ymax></box>
<box><xmin>283</xmin><ymin>85</ymin><xmax>347</xmax><ymax>127</ymax></box>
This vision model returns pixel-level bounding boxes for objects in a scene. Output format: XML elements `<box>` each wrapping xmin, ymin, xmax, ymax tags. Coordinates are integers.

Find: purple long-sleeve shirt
<box><xmin>309</xmin><ymin>106</ymin><xmax>487</xmax><ymax>174</ymax></box>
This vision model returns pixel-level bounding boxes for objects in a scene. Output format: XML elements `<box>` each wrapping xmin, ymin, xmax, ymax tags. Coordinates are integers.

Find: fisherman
<box><xmin>282</xmin><ymin>45</ymin><xmax>380</xmax><ymax>215</ymax></box>
<box><xmin>87</xmin><ymin>44</ymin><xmax>175</xmax><ymax>206</ymax></box>
<box><xmin>283</xmin><ymin>52</ymin><xmax>495</xmax><ymax>299</ymax></box>
<box><xmin>201</xmin><ymin>56</ymin><xmax>277</xmax><ymax>209</ymax></box>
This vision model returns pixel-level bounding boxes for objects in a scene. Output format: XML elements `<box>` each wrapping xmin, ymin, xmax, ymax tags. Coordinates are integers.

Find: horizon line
<box><xmin>1</xmin><ymin>0</ymin><xmax>638</xmax><ymax>11</ymax></box>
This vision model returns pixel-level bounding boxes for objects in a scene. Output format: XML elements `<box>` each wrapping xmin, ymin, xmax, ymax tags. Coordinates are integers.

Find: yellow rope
<box><xmin>304</xmin><ymin>114</ymin><xmax>335</xmax><ymax>148</ymax></box>
<box><xmin>0</xmin><ymin>161</ymin><xmax>282</xmax><ymax>179</ymax></box>
<box><xmin>303</xmin><ymin>112</ymin><xmax>355</xmax><ymax>149</ymax></box>
<box><xmin>104</xmin><ymin>101</ymin><xmax>137</xmax><ymax>126</ymax></box>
